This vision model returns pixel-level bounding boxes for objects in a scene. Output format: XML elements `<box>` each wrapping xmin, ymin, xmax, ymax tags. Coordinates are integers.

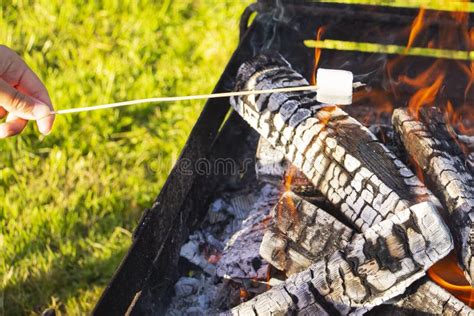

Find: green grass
<box><xmin>0</xmin><ymin>1</ymin><xmax>250</xmax><ymax>314</ymax></box>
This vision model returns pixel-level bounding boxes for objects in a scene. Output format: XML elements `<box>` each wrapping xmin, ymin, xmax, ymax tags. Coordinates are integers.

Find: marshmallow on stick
<box><xmin>316</xmin><ymin>68</ymin><xmax>354</xmax><ymax>105</ymax></box>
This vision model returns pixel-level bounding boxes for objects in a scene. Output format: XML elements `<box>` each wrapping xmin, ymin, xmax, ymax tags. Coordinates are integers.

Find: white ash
<box><xmin>216</xmin><ymin>184</ymin><xmax>280</xmax><ymax>280</ymax></box>
<box><xmin>180</xmin><ymin>231</ymin><xmax>217</xmax><ymax>276</ymax></box>
<box><xmin>166</xmin><ymin>274</ymin><xmax>220</xmax><ymax>315</ymax></box>
<box><xmin>170</xmin><ymin>183</ymin><xmax>281</xmax><ymax>314</ymax></box>
<box><xmin>207</xmin><ymin>184</ymin><xmax>279</xmax><ymax>241</ymax></box>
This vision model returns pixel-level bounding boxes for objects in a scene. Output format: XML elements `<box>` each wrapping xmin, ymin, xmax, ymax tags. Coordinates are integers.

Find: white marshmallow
<box><xmin>316</xmin><ymin>68</ymin><xmax>353</xmax><ymax>105</ymax></box>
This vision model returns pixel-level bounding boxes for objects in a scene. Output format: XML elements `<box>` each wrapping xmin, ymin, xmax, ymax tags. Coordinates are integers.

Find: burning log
<box><xmin>393</xmin><ymin>279</ymin><xmax>474</xmax><ymax>315</ymax></box>
<box><xmin>260</xmin><ymin>192</ymin><xmax>471</xmax><ymax>314</ymax></box>
<box><xmin>259</xmin><ymin>191</ymin><xmax>354</xmax><ymax>275</ymax></box>
<box><xmin>227</xmin><ymin>201</ymin><xmax>452</xmax><ymax>315</ymax></box>
<box><xmin>230</xmin><ymin>53</ymin><xmax>443</xmax><ymax>235</ymax></box>
<box><xmin>393</xmin><ymin>107</ymin><xmax>474</xmax><ymax>285</ymax></box>
<box><xmin>457</xmin><ymin>134</ymin><xmax>474</xmax><ymax>153</ymax></box>
<box><xmin>256</xmin><ymin>137</ymin><xmax>324</xmax><ymax>200</ymax></box>
<box><xmin>369</xmin><ymin>278</ymin><xmax>474</xmax><ymax>315</ymax></box>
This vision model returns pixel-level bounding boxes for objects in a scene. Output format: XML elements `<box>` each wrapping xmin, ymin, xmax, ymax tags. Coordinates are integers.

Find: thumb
<box><xmin>0</xmin><ymin>78</ymin><xmax>52</xmax><ymax>121</ymax></box>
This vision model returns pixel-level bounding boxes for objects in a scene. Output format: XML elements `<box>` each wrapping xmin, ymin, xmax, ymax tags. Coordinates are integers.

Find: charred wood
<box><xmin>225</xmin><ymin>53</ymin><xmax>463</xmax><ymax>314</ymax></box>
<box><xmin>259</xmin><ymin>191</ymin><xmax>353</xmax><ymax>275</ymax></box>
<box><xmin>255</xmin><ymin>137</ymin><xmax>288</xmax><ymax>185</ymax></box>
<box><xmin>393</xmin><ymin>107</ymin><xmax>474</xmax><ymax>285</ymax></box>
<box><xmin>230</xmin><ymin>53</ymin><xmax>444</xmax><ymax>235</ymax></box>
<box><xmin>256</xmin><ymin>137</ymin><xmax>323</xmax><ymax>200</ymax></box>
<box><xmin>392</xmin><ymin>279</ymin><xmax>473</xmax><ymax>315</ymax></box>
<box><xmin>260</xmin><ymin>191</ymin><xmax>470</xmax><ymax>315</ymax></box>
<box><xmin>369</xmin><ymin>278</ymin><xmax>474</xmax><ymax>316</ymax></box>
<box><xmin>227</xmin><ymin>201</ymin><xmax>452</xmax><ymax>315</ymax></box>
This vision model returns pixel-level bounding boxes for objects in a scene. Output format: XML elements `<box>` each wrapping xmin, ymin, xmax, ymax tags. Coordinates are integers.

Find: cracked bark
<box><xmin>260</xmin><ymin>191</ymin><xmax>470</xmax><ymax>315</ymax></box>
<box><xmin>369</xmin><ymin>277</ymin><xmax>474</xmax><ymax>315</ymax></box>
<box><xmin>393</xmin><ymin>107</ymin><xmax>474</xmax><ymax>285</ymax></box>
<box><xmin>256</xmin><ymin>137</ymin><xmax>325</xmax><ymax>201</ymax></box>
<box><xmin>230</xmin><ymin>53</ymin><xmax>444</xmax><ymax>234</ymax></box>
<box><xmin>227</xmin><ymin>201</ymin><xmax>452</xmax><ymax>315</ymax></box>
<box><xmin>259</xmin><ymin>191</ymin><xmax>354</xmax><ymax>275</ymax></box>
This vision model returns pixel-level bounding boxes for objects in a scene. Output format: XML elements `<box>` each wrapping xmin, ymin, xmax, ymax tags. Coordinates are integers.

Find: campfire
<box><xmin>94</xmin><ymin>2</ymin><xmax>473</xmax><ymax>315</ymax></box>
<box><xmin>167</xmin><ymin>5</ymin><xmax>473</xmax><ymax>316</ymax></box>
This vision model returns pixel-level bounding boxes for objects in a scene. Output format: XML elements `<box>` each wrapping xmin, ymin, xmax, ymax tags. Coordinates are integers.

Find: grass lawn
<box><xmin>0</xmin><ymin>1</ymin><xmax>250</xmax><ymax>314</ymax></box>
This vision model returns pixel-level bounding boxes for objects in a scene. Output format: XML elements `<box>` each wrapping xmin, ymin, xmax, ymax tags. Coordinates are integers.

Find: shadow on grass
<box><xmin>4</xmin><ymin>244</ymin><xmax>128</xmax><ymax>315</ymax></box>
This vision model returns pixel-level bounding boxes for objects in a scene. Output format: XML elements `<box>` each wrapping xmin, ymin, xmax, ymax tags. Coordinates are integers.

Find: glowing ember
<box><xmin>352</xmin><ymin>89</ymin><xmax>393</xmax><ymax>125</ymax></box>
<box><xmin>204</xmin><ymin>246</ymin><xmax>221</xmax><ymax>264</ymax></box>
<box><xmin>266</xmin><ymin>265</ymin><xmax>272</xmax><ymax>290</ymax></box>
<box><xmin>428</xmin><ymin>252</ymin><xmax>474</xmax><ymax>307</ymax></box>
<box><xmin>279</xmin><ymin>166</ymin><xmax>298</xmax><ymax>222</ymax></box>
<box><xmin>239</xmin><ymin>288</ymin><xmax>249</xmax><ymax>302</ymax></box>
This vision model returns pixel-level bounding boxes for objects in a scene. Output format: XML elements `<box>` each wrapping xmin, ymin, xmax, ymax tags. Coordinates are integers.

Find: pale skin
<box><xmin>0</xmin><ymin>45</ymin><xmax>54</xmax><ymax>138</ymax></box>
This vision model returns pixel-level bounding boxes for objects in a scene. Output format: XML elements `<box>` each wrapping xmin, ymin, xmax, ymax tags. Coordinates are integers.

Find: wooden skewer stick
<box><xmin>52</xmin><ymin>85</ymin><xmax>319</xmax><ymax>115</ymax></box>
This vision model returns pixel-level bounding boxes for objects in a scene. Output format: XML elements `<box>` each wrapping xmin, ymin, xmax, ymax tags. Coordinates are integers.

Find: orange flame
<box><xmin>408</xmin><ymin>156</ymin><xmax>425</xmax><ymax>187</ymax></box>
<box><xmin>386</xmin><ymin>7</ymin><xmax>473</xmax><ymax>119</ymax></box>
<box><xmin>311</xmin><ymin>27</ymin><xmax>326</xmax><ymax>85</ymax></box>
<box><xmin>428</xmin><ymin>252</ymin><xmax>474</xmax><ymax>307</ymax></box>
<box><xmin>266</xmin><ymin>265</ymin><xmax>272</xmax><ymax>290</ymax></box>
<box><xmin>281</xmin><ymin>166</ymin><xmax>298</xmax><ymax>222</ymax></box>
<box><xmin>406</xmin><ymin>8</ymin><xmax>426</xmax><ymax>50</ymax></box>
<box><xmin>407</xmin><ymin>73</ymin><xmax>444</xmax><ymax>119</ymax></box>
<box><xmin>396</xmin><ymin>8</ymin><xmax>474</xmax><ymax>300</ymax></box>
<box><xmin>394</xmin><ymin>7</ymin><xmax>474</xmax><ymax>302</ymax></box>
<box><xmin>284</xmin><ymin>165</ymin><xmax>295</xmax><ymax>193</ymax></box>
<box><xmin>465</xmin><ymin>27</ymin><xmax>474</xmax><ymax>102</ymax></box>
<box><xmin>352</xmin><ymin>89</ymin><xmax>393</xmax><ymax>125</ymax></box>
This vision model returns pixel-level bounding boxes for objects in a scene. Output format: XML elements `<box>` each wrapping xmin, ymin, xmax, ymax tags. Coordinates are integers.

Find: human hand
<box><xmin>0</xmin><ymin>45</ymin><xmax>54</xmax><ymax>138</ymax></box>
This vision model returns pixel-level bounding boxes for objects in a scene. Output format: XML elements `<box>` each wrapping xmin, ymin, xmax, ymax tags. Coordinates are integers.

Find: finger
<box><xmin>0</xmin><ymin>113</ymin><xmax>28</xmax><ymax>138</ymax></box>
<box><xmin>0</xmin><ymin>45</ymin><xmax>53</xmax><ymax>108</ymax></box>
<box><xmin>0</xmin><ymin>46</ymin><xmax>55</xmax><ymax>134</ymax></box>
<box><xmin>36</xmin><ymin>112</ymin><xmax>54</xmax><ymax>135</ymax></box>
<box><xmin>14</xmin><ymin>77</ymin><xmax>55</xmax><ymax>135</ymax></box>
<box><xmin>0</xmin><ymin>106</ymin><xmax>6</xmax><ymax>119</ymax></box>
<box><xmin>0</xmin><ymin>78</ymin><xmax>52</xmax><ymax>135</ymax></box>
<box><xmin>14</xmin><ymin>71</ymin><xmax>56</xmax><ymax>135</ymax></box>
